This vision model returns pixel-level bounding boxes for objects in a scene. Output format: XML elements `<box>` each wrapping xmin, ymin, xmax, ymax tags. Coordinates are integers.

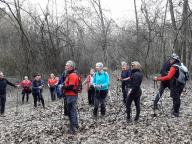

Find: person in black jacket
<box><xmin>119</xmin><ymin>61</ymin><xmax>131</xmax><ymax>104</ymax></box>
<box><xmin>0</xmin><ymin>71</ymin><xmax>17</xmax><ymax>116</ymax></box>
<box><xmin>153</xmin><ymin>59</ymin><xmax>172</xmax><ymax>110</ymax></box>
<box><xmin>32</xmin><ymin>74</ymin><xmax>45</xmax><ymax>108</ymax></box>
<box><xmin>126</xmin><ymin>61</ymin><xmax>143</xmax><ymax>122</ymax></box>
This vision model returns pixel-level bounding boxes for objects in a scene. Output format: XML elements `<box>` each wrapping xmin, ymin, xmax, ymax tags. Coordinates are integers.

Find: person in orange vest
<box><xmin>48</xmin><ymin>73</ymin><xmax>58</xmax><ymax>101</ymax></box>
<box><xmin>83</xmin><ymin>68</ymin><xmax>95</xmax><ymax>106</ymax></box>
<box><xmin>19</xmin><ymin>76</ymin><xmax>32</xmax><ymax>104</ymax></box>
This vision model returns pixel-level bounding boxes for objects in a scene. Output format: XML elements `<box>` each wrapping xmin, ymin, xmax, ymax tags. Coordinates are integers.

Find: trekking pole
<box><xmin>108</xmin><ymin>89</ymin><xmax>112</xmax><ymax>104</ymax></box>
<box><xmin>153</xmin><ymin>81</ymin><xmax>165</xmax><ymax>116</ymax></box>
<box><xmin>77</xmin><ymin>103</ymin><xmax>81</xmax><ymax>122</ymax></box>
<box><xmin>15</xmin><ymin>89</ymin><xmax>19</xmax><ymax>116</ymax></box>
<box><xmin>113</xmin><ymin>103</ymin><xmax>124</xmax><ymax>121</ymax></box>
<box><xmin>47</xmin><ymin>88</ymin><xmax>50</xmax><ymax>107</ymax></box>
<box><xmin>60</xmin><ymin>96</ymin><xmax>64</xmax><ymax>120</ymax></box>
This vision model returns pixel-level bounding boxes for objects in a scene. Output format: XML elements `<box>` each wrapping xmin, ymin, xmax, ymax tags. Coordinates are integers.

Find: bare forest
<box><xmin>0</xmin><ymin>0</ymin><xmax>191</xmax><ymax>77</ymax></box>
<box><xmin>0</xmin><ymin>0</ymin><xmax>192</xmax><ymax>144</ymax></box>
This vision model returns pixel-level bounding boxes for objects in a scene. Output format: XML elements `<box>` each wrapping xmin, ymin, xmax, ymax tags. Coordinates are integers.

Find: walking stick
<box><xmin>15</xmin><ymin>89</ymin><xmax>19</xmax><ymax>116</ymax></box>
<box><xmin>60</xmin><ymin>96</ymin><xmax>64</xmax><ymax>120</ymax></box>
<box><xmin>153</xmin><ymin>81</ymin><xmax>165</xmax><ymax>117</ymax></box>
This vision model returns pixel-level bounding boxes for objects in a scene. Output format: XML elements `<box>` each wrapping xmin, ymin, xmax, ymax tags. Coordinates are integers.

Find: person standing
<box><xmin>92</xmin><ymin>62</ymin><xmax>110</xmax><ymax>119</ymax></box>
<box><xmin>83</xmin><ymin>68</ymin><xmax>95</xmax><ymax>106</ymax></box>
<box><xmin>48</xmin><ymin>73</ymin><xmax>58</xmax><ymax>101</ymax></box>
<box><xmin>0</xmin><ymin>71</ymin><xmax>17</xmax><ymax>117</ymax></box>
<box><xmin>126</xmin><ymin>61</ymin><xmax>143</xmax><ymax>122</ymax></box>
<box><xmin>119</xmin><ymin>61</ymin><xmax>131</xmax><ymax>104</ymax></box>
<box><xmin>154</xmin><ymin>53</ymin><xmax>187</xmax><ymax>117</ymax></box>
<box><xmin>153</xmin><ymin>58</ymin><xmax>172</xmax><ymax>110</ymax></box>
<box><xmin>32</xmin><ymin>74</ymin><xmax>45</xmax><ymax>108</ymax></box>
<box><xmin>62</xmin><ymin>60</ymin><xmax>79</xmax><ymax>134</ymax></box>
<box><xmin>19</xmin><ymin>76</ymin><xmax>32</xmax><ymax>104</ymax></box>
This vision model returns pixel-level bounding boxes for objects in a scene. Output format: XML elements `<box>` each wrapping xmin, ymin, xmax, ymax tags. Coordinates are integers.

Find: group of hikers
<box><xmin>0</xmin><ymin>53</ymin><xmax>189</xmax><ymax>134</ymax></box>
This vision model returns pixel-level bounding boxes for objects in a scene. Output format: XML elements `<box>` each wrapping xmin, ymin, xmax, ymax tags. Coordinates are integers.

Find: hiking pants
<box><xmin>88</xmin><ymin>86</ymin><xmax>95</xmax><ymax>105</ymax></box>
<box><xmin>153</xmin><ymin>82</ymin><xmax>170</xmax><ymax>110</ymax></box>
<box><xmin>171</xmin><ymin>83</ymin><xmax>185</xmax><ymax>113</ymax></box>
<box><xmin>66</xmin><ymin>96</ymin><xmax>78</xmax><ymax>131</ymax></box>
<box><xmin>93</xmin><ymin>90</ymin><xmax>108</xmax><ymax>116</ymax></box>
<box><xmin>22</xmin><ymin>89</ymin><xmax>31</xmax><ymax>103</ymax></box>
<box><xmin>49</xmin><ymin>86</ymin><xmax>56</xmax><ymax>101</ymax></box>
<box><xmin>122</xmin><ymin>84</ymin><xmax>128</xmax><ymax>104</ymax></box>
<box><xmin>32</xmin><ymin>92</ymin><xmax>45</xmax><ymax>107</ymax></box>
<box><xmin>0</xmin><ymin>94</ymin><xmax>6</xmax><ymax>114</ymax></box>
<box><xmin>126</xmin><ymin>89</ymin><xmax>142</xmax><ymax>120</ymax></box>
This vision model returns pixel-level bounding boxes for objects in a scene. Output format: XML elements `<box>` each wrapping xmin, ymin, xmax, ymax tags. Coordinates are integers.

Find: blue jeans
<box><xmin>66</xmin><ymin>96</ymin><xmax>78</xmax><ymax>131</ymax></box>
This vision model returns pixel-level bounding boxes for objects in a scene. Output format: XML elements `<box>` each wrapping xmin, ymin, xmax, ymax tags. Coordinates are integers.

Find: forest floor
<box><xmin>0</xmin><ymin>79</ymin><xmax>192</xmax><ymax>144</ymax></box>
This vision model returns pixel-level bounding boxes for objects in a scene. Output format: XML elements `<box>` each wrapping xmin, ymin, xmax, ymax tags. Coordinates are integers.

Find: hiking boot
<box><xmin>93</xmin><ymin>109</ymin><xmax>98</xmax><ymax>119</ymax></box>
<box><xmin>93</xmin><ymin>114</ymin><xmax>97</xmax><ymax>120</ymax></box>
<box><xmin>172</xmin><ymin>111</ymin><xmax>179</xmax><ymax>117</ymax></box>
<box><xmin>0</xmin><ymin>113</ymin><xmax>5</xmax><ymax>117</ymax></box>
<box><xmin>67</xmin><ymin>129</ymin><xmax>77</xmax><ymax>135</ymax></box>
<box><xmin>134</xmin><ymin>116</ymin><xmax>139</xmax><ymax>122</ymax></box>
<box><xmin>153</xmin><ymin>104</ymin><xmax>159</xmax><ymax>110</ymax></box>
<box><xmin>127</xmin><ymin>119</ymin><xmax>132</xmax><ymax>123</ymax></box>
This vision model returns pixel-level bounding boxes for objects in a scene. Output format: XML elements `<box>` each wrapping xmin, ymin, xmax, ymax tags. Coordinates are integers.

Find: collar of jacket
<box><xmin>131</xmin><ymin>69</ymin><xmax>140</xmax><ymax>73</ymax></box>
<box><xmin>97</xmin><ymin>70</ymin><xmax>105</xmax><ymax>75</ymax></box>
<box><xmin>67</xmin><ymin>69</ymin><xmax>75</xmax><ymax>75</ymax></box>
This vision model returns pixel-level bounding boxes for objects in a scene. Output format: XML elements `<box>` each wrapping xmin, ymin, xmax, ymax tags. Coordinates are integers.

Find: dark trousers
<box><xmin>171</xmin><ymin>83</ymin><xmax>185</xmax><ymax>113</ymax></box>
<box><xmin>88</xmin><ymin>86</ymin><xmax>95</xmax><ymax>105</ymax></box>
<box><xmin>0</xmin><ymin>94</ymin><xmax>6</xmax><ymax>114</ymax></box>
<box><xmin>22</xmin><ymin>89</ymin><xmax>31</xmax><ymax>103</ymax></box>
<box><xmin>126</xmin><ymin>89</ymin><xmax>142</xmax><ymax>120</ymax></box>
<box><xmin>22</xmin><ymin>93</ymin><xmax>29</xmax><ymax>103</ymax></box>
<box><xmin>93</xmin><ymin>90</ymin><xmax>108</xmax><ymax>116</ymax></box>
<box><xmin>153</xmin><ymin>82</ymin><xmax>170</xmax><ymax>110</ymax></box>
<box><xmin>122</xmin><ymin>84</ymin><xmax>128</xmax><ymax>104</ymax></box>
<box><xmin>32</xmin><ymin>92</ymin><xmax>45</xmax><ymax>107</ymax></box>
<box><xmin>49</xmin><ymin>86</ymin><xmax>56</xmax><ymax>101</ymax></box>
<box><xmin>66</xmin><ymin>96</ymin><xmax>78</xmax><ymax>131</ymax></box>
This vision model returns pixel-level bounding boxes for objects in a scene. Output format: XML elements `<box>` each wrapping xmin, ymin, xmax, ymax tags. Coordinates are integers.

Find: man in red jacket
<box><xmin>154</xmin><ymin>53</ymin><xmax>185</xmax><ymax>117</ymax></box>
<box><xmin>62</xmin><ymin>60</ymin><xmax>79</xmax><ymax>134</ymax></box>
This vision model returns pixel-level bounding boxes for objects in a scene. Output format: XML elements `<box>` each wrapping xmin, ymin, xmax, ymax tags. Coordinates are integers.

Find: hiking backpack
<box><xmin>173</xmin><ymin>63</ymin><xmax>189</xmax><ymax>84</ymax></box>
<box><xmin>73</xmin><ymin>70</ymin><xmax>83</xmax><ymax>93</ymax></box>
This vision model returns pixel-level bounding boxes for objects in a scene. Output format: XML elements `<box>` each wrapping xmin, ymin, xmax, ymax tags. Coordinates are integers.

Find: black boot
<box><xmin>93</xmin><ymin>108</ymin><xmax>98</xmax><ymax>119</ymax></box>
<box><xmin>134</xmin><ymin>115</ymin><xmax>139</xmax><ymax>122</ymax></box>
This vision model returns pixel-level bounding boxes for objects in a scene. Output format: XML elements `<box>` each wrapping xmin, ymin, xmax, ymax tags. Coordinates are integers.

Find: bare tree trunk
<box><xmin>161</xmin><ymin>0</ymin><xmax>168</xmax><ymax>62</ymax></box>
<box><xmin>181</xmin><ymin>0</ymin><xmax>188</xmax><ymax>65</ymax></box>
<box><xmin>168</xmin><ymin>0</ymin><xmax>179</xmax><ymax>55</ymax></box>
<box><xmin>98</xmin><ymin>0</ymin><xmax>108</xmax><ymax>67</ymax></box>
<box><xmin>188</xmin><ymin>30</ymin><xmax>192</xmax><ymax>71</ymax></box>
<box><xmin>134</xmin><ymin>0</ymin><xmax>139</xmax><ymax>42</ymax></box>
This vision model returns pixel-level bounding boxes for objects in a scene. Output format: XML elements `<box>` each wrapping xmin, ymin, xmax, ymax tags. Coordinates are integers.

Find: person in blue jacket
<box><xmin>92</xmin><ymin>62</ymin><xmax>110</xmax><ymax>118</ymax></box>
